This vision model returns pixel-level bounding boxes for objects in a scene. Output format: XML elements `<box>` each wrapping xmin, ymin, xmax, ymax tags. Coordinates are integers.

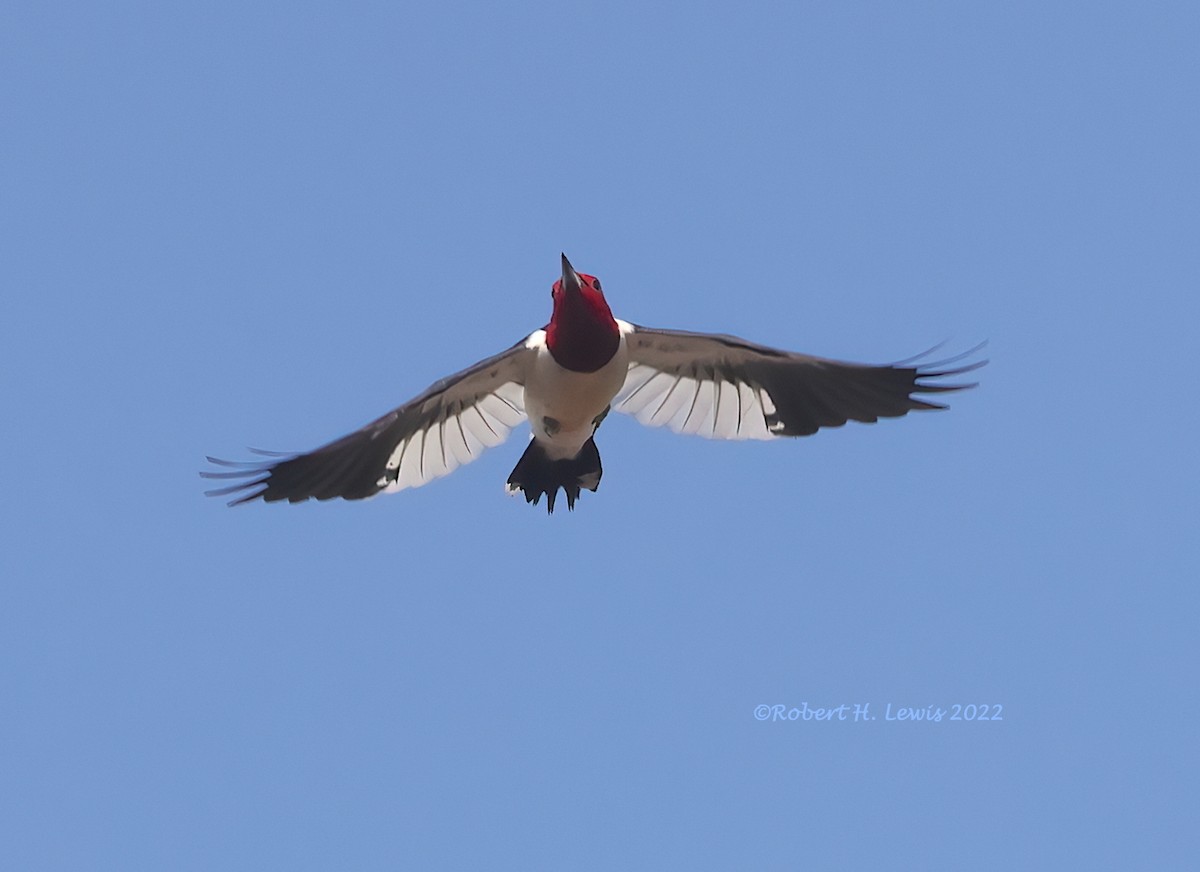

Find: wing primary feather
<box><xmin>711</xmin><ymin>376</ymin><xmax>723</xmax><ymax>436</ymax></box>
<box><xmin>205</xmin><ymin>455</ymin><xmax>272</xmax><ymax>468</ymax></box>
<box><xmin>893</xmin><ymin>340</ymin><xmax>988</xmax><ymax>369</ymax></box>
<box><xmin>681</xmin><ymin>377</ymin><xmax>705</xmax><ymax>430</ymax></box>
<box><xmin>735</xmin><ymin>381</ymin><xmax>744</xmax><ymax>435</ymax></box>
<box><xmin>492</xmin><ymin>391</ymin><xmax>521</xmax><ymax>414</ymax></box>
<box><xmin>620</xmin><ymin>369</ymin><xmax>664</xmax><ymax>406</ymax></box>
<box><xmin>203</xmin><ymin>479</ymin><xmax>265</xmax><ymax>498</ymax></box>
<box><xmin>392</xmin><ymin>438</ymin><xmax>411</xmax><ymax>483</ymax></box>
<box><xmin>438</xmin><ymin>417</ymin><xmax>448</xmax><ymax>470</ymax></box>
<box><xmin>454</xmin><ymin>413</ymin><xmax>473</xmax><ymax>458</ymax></box>
<box><xmin>200</xmin><ymin>468</ymin><xmax>267</xmax><ymax>480</ymax></box>
<box><xmin>890</xmin><ymin>340</ymin><xmax>951</xmax><ymax>367</ymax></box>
<box><xmin>471</xmin><ymin>404</ymin><xmax>499</xmax><ymax>438</ymax></box>
<box><xmin>651</xmin><ymin>374</ymin><xmax>686</xmax><ymax>421</ymax></box>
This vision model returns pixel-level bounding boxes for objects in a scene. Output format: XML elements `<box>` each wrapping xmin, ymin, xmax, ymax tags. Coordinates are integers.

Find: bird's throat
<box><xmin>545</xmin><ymin>295</ymin><xmax>620</xmax><ymax>373</ymax></box>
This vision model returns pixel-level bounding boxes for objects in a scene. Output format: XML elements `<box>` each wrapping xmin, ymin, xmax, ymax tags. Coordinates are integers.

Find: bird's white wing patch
<box><xmin>380</xmin><ymin>380</ymin><xmax>526</xmax><ymax>492</ymax></box>
<box><xmin>615</xmin><ymin>363</ymin><xmax>774</xmax><ymax>440</ymax></box>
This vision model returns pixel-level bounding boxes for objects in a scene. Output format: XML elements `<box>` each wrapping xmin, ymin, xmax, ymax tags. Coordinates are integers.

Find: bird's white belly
<box><xmin>524</xmin><ymin>340</ymin><xmax>629</xmax><ymax>459</ymax></box>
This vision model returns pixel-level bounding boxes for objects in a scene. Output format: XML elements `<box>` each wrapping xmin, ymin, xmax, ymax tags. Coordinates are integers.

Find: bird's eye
<box><xmin>592</xmin><ymin>279</ymin><xmax>602</xmax><ymax>291</ymax></box>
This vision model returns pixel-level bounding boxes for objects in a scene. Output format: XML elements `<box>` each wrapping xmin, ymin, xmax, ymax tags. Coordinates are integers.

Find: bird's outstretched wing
<box><xmin>616</xmin><ymin>324</ymin><xmax>984</xmax><ymax>440</ymax></box>
<box><xmin>203</xmin><ymin>339</ymin><xmax>534</xmax><ymax>505</ymax></box>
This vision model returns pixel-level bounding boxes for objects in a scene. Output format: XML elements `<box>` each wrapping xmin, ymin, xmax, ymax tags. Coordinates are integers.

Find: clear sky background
<box><xmin>3</xmin><ymin>2</ymin><xmax>1197</xmax><ymax>869</ymax></box>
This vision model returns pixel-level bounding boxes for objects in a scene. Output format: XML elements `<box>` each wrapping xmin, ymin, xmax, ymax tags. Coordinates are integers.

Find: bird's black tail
<box><xmin>506</xmin><ymin>438</ymin><xmax>602</xmax><ymax>513</ymax></box>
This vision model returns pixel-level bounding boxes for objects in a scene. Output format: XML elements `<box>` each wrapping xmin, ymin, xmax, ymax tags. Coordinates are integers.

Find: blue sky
<box><xmin>2</xmin><ymin>1</ymin><xmax>1196</xmax><ymax>868</ymax></box>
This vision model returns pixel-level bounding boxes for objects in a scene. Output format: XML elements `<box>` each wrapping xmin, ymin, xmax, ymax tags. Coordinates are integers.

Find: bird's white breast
<box><xmin>523</xmin><ymin>328</ymin><xmax>631</xmax><ymax>459</ymax></box>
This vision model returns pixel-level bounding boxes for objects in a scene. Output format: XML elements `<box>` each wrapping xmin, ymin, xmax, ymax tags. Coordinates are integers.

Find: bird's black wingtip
<box><xmin>201</xmin><ymin>455</ymin><xmax>277</xmax><ymax>506</ymax></box>
<box><xmin>902</xmin><ymin>341</ymin><xmax>988</xmax><ymax>403</ymax></box>
<box><xmin>893</xmin><ymin>339</ymin><xmax>988</xmax><ymax>369</ymax></box>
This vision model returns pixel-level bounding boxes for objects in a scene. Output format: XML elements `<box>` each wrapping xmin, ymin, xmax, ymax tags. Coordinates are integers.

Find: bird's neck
<box><xmin>545</xmin><ymin>293</ymin><xmax>620</xmax><ymax>373</ymax></box>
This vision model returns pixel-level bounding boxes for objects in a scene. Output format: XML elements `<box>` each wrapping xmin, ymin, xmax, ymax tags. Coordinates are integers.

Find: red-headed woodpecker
<box><xmin>204</xmin><ymin>255</ymin><xmax>983</xmax><ymax>512</ymax></box>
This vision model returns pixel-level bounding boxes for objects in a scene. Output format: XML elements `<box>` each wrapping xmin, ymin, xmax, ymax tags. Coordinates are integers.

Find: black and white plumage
<box><xmin>616</xmin><ymin>327</ymin><xmax>979</xmax><ymax>440</ymax></box>
<box><xmin>204</xmin><ymin>255</ymin><xmax>982</xmax><ymax>512</ymax></box>
<box><xmin>204</xmin><ymin>341</ymin><xmax>531</xmax><ymax>504</ymax></box>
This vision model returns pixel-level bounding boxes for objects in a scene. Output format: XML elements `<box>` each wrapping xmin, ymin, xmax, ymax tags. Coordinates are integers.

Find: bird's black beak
<box><xmin>561</xmin><ymin>253</ymin><xmax>582</xmax><ymax>295</ymax></box>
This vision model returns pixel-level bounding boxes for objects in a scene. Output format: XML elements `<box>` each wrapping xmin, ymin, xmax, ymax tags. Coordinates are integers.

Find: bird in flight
<box><xmin>204</xmin><ymin>254</ymin><xmax>982</xmax><ymax>512</ymax></box>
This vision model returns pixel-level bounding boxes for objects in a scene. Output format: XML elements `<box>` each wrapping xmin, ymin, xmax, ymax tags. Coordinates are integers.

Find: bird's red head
<box><xmin>545</xmin><ymin>253</ymin><xmax>620</xmax><ymax>373</ymax></box>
